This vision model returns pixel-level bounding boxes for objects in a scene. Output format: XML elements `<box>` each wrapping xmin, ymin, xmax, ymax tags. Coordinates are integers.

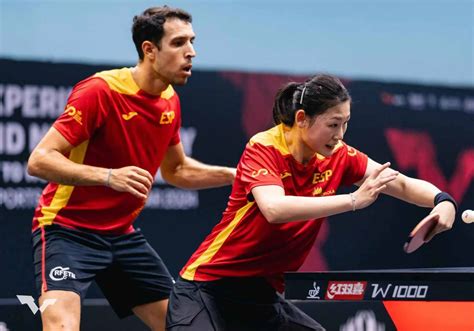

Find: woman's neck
<box><xmin>283</xmin><ymin>126</ymin><xmax>313</xmax><ymax>165</ymax></box>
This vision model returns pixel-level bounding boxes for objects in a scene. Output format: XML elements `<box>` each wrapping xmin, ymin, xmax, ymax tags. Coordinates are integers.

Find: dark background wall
<box><xmin>1</xmin><ymin>59</ymin><xmax>473</xmax><ymax>302</ymax></box>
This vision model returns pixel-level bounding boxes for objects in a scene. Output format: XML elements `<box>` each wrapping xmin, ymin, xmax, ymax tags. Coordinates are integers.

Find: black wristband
<box><xmin>434</xmin><ymin>192</ymin><xmax>457</xmax><ymax>213</ymax></box>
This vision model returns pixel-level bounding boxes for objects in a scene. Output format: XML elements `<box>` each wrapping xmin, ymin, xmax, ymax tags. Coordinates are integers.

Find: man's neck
<box><xmin>131</xmin><ymin>62</ymin><xmax>169</xmax><ymax>96</ymax></box>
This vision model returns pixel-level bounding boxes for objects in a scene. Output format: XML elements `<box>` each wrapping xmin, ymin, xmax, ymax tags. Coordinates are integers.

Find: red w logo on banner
<box><xmin>385</xmin><ymin>128</ymin><xmax>474</xmax><ymax>203</ymax></box>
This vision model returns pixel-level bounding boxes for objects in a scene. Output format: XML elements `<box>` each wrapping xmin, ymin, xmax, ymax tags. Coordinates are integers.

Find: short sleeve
<box><xmin>168</xmin><ymin>95</ymin><xmax>181</xmax><ymax>146</ymax></box>
<box><xmin>340</xmin><ymin>144</ymin><xmax>369</xmax><ymax>186</ymax></box>
<box><xmin>239</xmin><ymin>142</ymin><xmax>283</xmax><ymax>196</ymax></box>
<box><xmin>53</xmin><ymin>77</ymin><xmax>110</xmax><ymax>146</ymax></box>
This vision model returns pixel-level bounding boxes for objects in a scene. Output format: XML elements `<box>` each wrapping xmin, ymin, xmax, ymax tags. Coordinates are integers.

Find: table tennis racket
<box><xmin>404</xmin><ymin>213</ymin><xmax>440</xmax><ymax>254</ymax></box>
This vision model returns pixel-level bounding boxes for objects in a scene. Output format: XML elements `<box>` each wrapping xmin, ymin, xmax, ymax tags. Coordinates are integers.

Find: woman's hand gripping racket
<box><xmin>403</xmin><ymin>213</ymin><xmax>440</xmax><ymax>253</ymax></box>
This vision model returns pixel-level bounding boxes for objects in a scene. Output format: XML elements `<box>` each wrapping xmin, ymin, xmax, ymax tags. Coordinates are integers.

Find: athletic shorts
<box><xmin>32</xmin><ymin>224</ymin><xmax>174</xmax><ymax>318</ymax></box>
<box><xmin>166</xmin><ymin>276</ymin><xmax>325</xmax><ymax>331</ymax></box>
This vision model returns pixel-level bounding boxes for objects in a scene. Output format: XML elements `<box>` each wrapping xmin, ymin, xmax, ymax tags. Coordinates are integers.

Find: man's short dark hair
<box><xmin>132</xmin><ymin>6</ymin><xmax>192</xmax><ymax>60</ymax></box>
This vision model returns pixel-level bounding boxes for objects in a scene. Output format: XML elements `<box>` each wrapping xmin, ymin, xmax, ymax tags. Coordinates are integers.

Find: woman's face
<box><xmin>301</xmin><ymin>100</ymin><xmax>351</xmax><ymax>158</ymax></box>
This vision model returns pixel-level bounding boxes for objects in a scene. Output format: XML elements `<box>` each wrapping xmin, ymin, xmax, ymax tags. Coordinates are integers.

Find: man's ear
<box><xmin>142</xmin><ymin>41</ymin><xmax>156</xmax><ymax>60</ymax></box>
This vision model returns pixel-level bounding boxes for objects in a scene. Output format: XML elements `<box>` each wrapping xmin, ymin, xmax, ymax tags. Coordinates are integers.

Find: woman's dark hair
<box><xmin>272</xmin><ymin>74</ymin><xmax>351</xmax><ymax>126</ymax></box>
<box><xmin>132</xmin><ymin>6</ymin><xmax>192</xmax><ymax>60</ymax></box>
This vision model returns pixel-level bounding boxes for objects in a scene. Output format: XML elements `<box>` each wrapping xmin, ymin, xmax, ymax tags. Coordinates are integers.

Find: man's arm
<box><xmin>27</xmin><ymin>127</ymin><xmax>153</xmax><ymax>200</ymax></box>
<box><xmin>160</xmin><ymin>143</ymin><xmax>235</xmax><ymax>189</ymax></box>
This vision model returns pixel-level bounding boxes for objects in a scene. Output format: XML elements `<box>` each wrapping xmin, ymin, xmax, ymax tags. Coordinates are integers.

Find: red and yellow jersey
<box><xmin>180</xmin><ymin>124</ymin><xmax>368</xmax><ymax>292</ymax></box>
<box><xmin>32</xmin><ymin>68</ymin><xmax>181</xmax><ymax>235</ymax></box>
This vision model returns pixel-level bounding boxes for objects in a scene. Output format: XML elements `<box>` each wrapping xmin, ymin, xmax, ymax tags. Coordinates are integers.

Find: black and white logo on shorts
<box><xmin>49</xmin><ymin>266</ymin><xmax>76</xmax><ymax>281</ymax></box>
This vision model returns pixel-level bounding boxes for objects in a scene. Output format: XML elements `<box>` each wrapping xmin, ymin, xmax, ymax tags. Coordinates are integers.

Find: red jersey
<box><xmin>32</xmin><ymin>68</ymin><xmax>181</xmax><ymax>234</ymax></box>
<box><xmin>181</xmin><ymin>124</ymin><xmax>368</xmax><ymax>291</ymax></box>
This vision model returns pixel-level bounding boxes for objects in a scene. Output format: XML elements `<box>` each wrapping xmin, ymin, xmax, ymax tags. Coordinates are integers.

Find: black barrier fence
<box><xmin>1</xmin><ymin>59</ymin><xmax>473</xmax><ymax>328</ymax></box>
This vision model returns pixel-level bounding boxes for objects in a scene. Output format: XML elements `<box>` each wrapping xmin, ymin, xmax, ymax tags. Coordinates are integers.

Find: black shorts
<box><xmin>32</xmin><ymin>224</ymin><xmax>174</xmax><ymax>318</ymax></box>
<box><xmin>166</xmin><ymin>277</ymin><xmax>325</xmax><ymax>331</ymax></box>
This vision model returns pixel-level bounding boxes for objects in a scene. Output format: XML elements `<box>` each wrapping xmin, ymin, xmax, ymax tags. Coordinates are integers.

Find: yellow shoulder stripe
<box><xmin>94</xmin><ymin>68</ymin><xmax>139</xmax><ymax>95</ymax></box>
<box><xmin>249</xmin><ymin>124</ymin><xmax>338</xmax><ymax>160</ymax></box>
<box><xmin>160</xmin><ymin>84</ymin><xmax>175</xmax><ymax>100</ymax></box>
<box><xmin>249</xmin><ymin>124</ymin><xmax>290</xmax><ymax>155</ymax></box>
<box><xmin>94</xmin><ymin>67</ymin><xmax>175</xmax><ymax>99</ymax></box>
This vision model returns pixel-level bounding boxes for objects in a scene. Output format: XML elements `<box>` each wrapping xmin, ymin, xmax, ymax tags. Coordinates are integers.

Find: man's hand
<box><xmin>108</xmin><ymin>166</ymin><xmax>154</xmax><ymax>200</ymax></box>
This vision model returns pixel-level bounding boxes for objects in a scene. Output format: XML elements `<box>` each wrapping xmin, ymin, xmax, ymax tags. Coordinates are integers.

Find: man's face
<box><xmin>152</xmin><ymin>18</ymin><xmax>196</xmax><ymax>85</ymax></box>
